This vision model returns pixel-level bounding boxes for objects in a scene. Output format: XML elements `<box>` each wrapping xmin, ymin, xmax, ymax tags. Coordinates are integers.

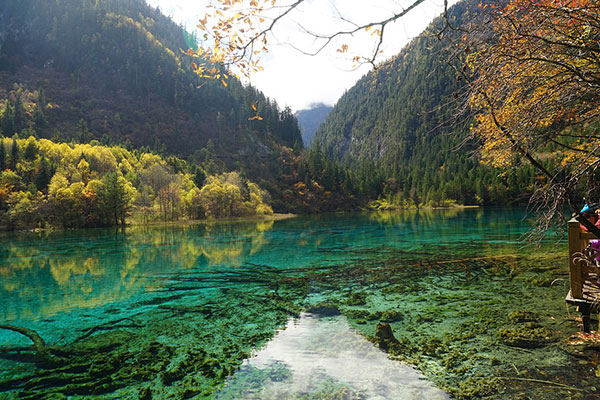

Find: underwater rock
<box><xmin>88</xmin><ymin>357</ymin><xmax>121</xmax><ymax>378</ymax></box>
<box><xmin>345</xmin><ymin>292</ymin><xmax>367</xmax><ymax>306</ymax></box>
<box><xmin>161</xmin><ymin>366</ymin><xmax>187</xmax><ymax>385</ymax></box>
<box><xmin>72</xmin><ymin>329</ymin><xmax>134</xmax><ymax>353</ymax></box>
<box><xmin>446</xmin><ymin>376</ymin><xmax>502</xmax><ymax>399</ymax></box>
<box><xmin>306</xmin><ymin>302</ymin><xmax>341</xmax><ymax>316</ymax></box>
<box><xmin>497</xmin><ymin>324</ymin><xmax>553</xmax><ymax>348</ymax></box>
<box><xmin>375</xmin><ymin>322</ymin><xmax>397</xmax><ymax>341</ymax></box>
<box><xmin>344</xmin><ymin>309</ymin><xmax>371</xmax><ymax>320</ymax></box>
<box><xmin>380</xmin><ymin>310</ymin><xmax>403</xmax><ymax>323</ymax></box>
<box><xmin>138</xmin><ymin>387</ymin><xmax>152</xmax><ymax>400</ymax></box>
<box><xmin>368</xmin><ymin>311</ymin><xmax>383</xmax><ymax>320</ymax></box>
<box><xmin>508</xmin><ymin>310</ymin><xmax>538</xmax><ymax>323</ymax></box>
<box><xmin>375</xmin><ymin>322</ymin><xmax>399</xmax><ymax>351</ymax></box>
<box><xmin>42</xmin><ymin>394</ymin><xmax>68</xmax><ymax>400</ymax></box>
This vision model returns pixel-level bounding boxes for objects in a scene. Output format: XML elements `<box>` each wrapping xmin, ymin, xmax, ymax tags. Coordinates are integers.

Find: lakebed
<box><xmin>0</xmin><ymin>208</ymin><xmax>597</xmax><ymax>399</ymax></box>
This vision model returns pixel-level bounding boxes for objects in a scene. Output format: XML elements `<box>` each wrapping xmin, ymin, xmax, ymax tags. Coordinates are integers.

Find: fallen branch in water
<box><xmin>0</xmin><ymin>324</ymin><xmax>49</xmax><ymax>357</ymax></box>
<box><xmin>74</xmin><ymin>317</ymin><xmax>140</xmax><ymax>343</ymax></box>
<box><xmin>497</xmin><ymin>376</ymin><xmax>583</xmax><ymax>391</ymax></box>
<box><xmin>0</xmin><ymin>324</ymin><xmax>64</xmax><ymax>368</ymax></box>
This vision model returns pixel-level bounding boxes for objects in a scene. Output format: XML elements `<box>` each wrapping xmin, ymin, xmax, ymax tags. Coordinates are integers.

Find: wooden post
<box><xmin>580</xmin><ymin>303</ymin><xmax>592</xmax><ymax>333</ymax></box>
<box><xmin>568</xmin><ymin>219</ymin><xmax>584</xmax><ymax>299</ymax></box>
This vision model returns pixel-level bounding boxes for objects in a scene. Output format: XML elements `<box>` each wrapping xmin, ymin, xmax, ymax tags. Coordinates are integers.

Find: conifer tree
<box><xmin>35</xmin><ymin>156</ymin><xmax>51</xmax><ymax>191</ymax></box>
<box><xmin>1</xmin><ymin>100</ymin><xmax>15</xmax><ymax>136</ymax></box>
<box><xmin>9</xmin><ymin>136</ymin><xmax>19</xmax><ymax>170</ymax></box>
<box><xmin>23</xmin><ymin>137</ymin><xmax>38</xmax><ymax>161</ymax></box>
<box><xmin>0</xmin><ymin>139</ymin><xmax>5</xmax><ymax>170</ymax></box>
<box><xmin>13</xmin><ymin>96</ymin><xmax>25</xmax><ymax>134</ymax></box>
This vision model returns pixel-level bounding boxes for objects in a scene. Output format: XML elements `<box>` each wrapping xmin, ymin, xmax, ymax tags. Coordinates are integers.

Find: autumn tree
<box><xmin>466</xmin><ymin>0</ymin><xmax>600</xmax><ymax>231</ymax></box>
<box><xmin>140</xmin><ymin>163</ymin><xmax>177</xmax><ymax>221</ymax></box>
<box><xmin>99</xmin><ymin>172</ymin><xmax>136</xmax><ymax>226</ymax></box>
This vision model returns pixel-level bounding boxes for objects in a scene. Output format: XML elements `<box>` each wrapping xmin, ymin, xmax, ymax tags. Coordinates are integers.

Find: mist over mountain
<box><xmin>295</xmin><ymin>103</ymin><xmax>333</xmax><ymax>147</ymax></box>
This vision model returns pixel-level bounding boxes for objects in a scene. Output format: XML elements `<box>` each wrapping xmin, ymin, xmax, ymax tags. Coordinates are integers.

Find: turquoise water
<box><xmin>0</xmin><ymin>208</ymin><xmax>592</xmax><ymax>399</ymax></box>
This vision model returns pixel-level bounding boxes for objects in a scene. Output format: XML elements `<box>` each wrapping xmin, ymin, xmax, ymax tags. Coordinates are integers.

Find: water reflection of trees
<box><xmin>368</xmin><ymin>208</ymin><xmax>468</xmax><ymax>226</ymax></box>
<box><xmin>367</xmin><ymin>208</ymin><xmax>554</xmax><ymax>258</ymax></box>
<box><xmin>0</xmin><ymin>219</ymin><xmax>274</xmax><ymax>321</ymax></box>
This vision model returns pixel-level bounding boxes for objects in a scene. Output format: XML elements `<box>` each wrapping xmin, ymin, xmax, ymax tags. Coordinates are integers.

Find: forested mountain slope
<box><xmin>0</xmin><ymin>0</ymin><xmax>301</xmax><ymax>165</ymax></box>
<box><xmin>313</xmin><ymin>0</ymin><xmax>539</xmax><ymax>206</ymax></box>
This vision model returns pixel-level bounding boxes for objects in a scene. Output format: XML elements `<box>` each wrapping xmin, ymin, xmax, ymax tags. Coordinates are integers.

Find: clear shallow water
<box><xmin>217</xmin><ymin>313</ymin><xmax>448</xmax><ymax>399</ymax></box>
<box><xmin>0</xmin><ymin>208</ymin><xmax>588</xmax><ymax>399</ymax></box>
<box><xmin>0</xmin><ymin>208</ymin><xmax>534</xmax><ymax>325</ymax></box>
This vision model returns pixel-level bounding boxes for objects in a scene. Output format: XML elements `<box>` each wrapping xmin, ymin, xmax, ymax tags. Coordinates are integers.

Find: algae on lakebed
<box><xmin>281</xmin><ymin>248</ymin><xmax>595</xmax><ymax>400</ymax></box>
<box><xmin>0</xmin><ymin>288</ymin><xmax>303</xmax><ymax>399</ymax></box>
<box><xmin>0</xmin><ymin>209</ymin><xmax>597</xmax><ymax>399</ymax></box>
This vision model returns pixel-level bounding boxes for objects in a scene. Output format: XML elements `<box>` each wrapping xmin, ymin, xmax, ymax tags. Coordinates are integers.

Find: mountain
<box><xmin>313</xmin><ymin>0</ymin><xmax>538</xmax><ymax>206</ymax></box>
<box><xmin>0</xmin><ymin>0</ymin><xmax>302</xmax><ymax>169</ymax></box>
<box><xmin>295</xmin><ymin>103</ymin><xmax>333</xmax><ymax>147</ymax></box>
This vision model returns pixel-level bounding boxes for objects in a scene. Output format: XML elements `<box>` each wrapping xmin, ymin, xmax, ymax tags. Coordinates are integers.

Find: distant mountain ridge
<box><xmin>295</xmin><ymin>104</ymin><xmax>333</xmax><ymax>147</ymax></box>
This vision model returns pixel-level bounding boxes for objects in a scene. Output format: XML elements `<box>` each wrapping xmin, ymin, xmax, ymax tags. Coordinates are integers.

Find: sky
<box><xmin>146</xmin><ymin>0</ymin><xmax>458</xmax><ymax>112</ymax></box>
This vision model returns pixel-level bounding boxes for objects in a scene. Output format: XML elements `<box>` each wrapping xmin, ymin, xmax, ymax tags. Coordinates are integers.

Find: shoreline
<box><xmin>127</xmin><ymin>213</ymin><xmax>297</xmax><ymax>228</ymax></box>
<box><xmin>367</xmin><ymin>204</ymin><xmax>481</xmax><ymax>211</ymax></box>
<box><xmin>0</xmin><ymin>213</ymin><xmax>297</xmax><ymax>235</ymax></box>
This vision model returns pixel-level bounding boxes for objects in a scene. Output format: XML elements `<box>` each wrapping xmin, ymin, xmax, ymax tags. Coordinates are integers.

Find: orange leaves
<box><xmin>190</xmin><ymin>0</ymin><xmax>278</xmax><ymax>80</ymax></box>
<box><xmin>337</xmin><ymin>44</ymin><xmax>349</xmax><ymax>53</ymax></box>
<box><xmin>567</xmin><ymin>330</ymin><xmax>600</xmax><ymax>346</ymax></box>
<box><xmin>468</xmin><ymin>0</ymin><xmax>600</xmax><ymax>170</ymax></box>
<box><xmin>365</xmin><ymin>25</ymin><xmax>382</xmax><ymax>37</ymax></box>
<box><xmin>248</xmin><ymin>103</ymin><xmax>263</xmax><ymax>121</ymax></box>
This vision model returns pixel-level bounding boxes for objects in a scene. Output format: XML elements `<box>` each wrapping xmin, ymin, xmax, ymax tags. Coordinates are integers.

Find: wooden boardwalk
<box><xmin>567</xmin><ymin>218</ymin><xmax>600</xmax><ymax>332</ymax></box>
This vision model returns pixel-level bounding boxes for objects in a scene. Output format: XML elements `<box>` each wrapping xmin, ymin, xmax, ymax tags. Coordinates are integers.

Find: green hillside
<box><xmin>0</xmin><ymin>0</ymin><xmax>301</xmax><ymax>167</ymax></box>
<box><xmin>313</xmin><ymin>0</ymin><xmax>541</xmax><ymax>206</ymax></box>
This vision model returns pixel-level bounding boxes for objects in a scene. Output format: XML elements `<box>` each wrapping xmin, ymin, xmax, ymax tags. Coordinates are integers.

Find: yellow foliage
<box><xmin>468</xmin><ymin>0</ymin><xmax>600</xmax><ymax>172</ymax></box>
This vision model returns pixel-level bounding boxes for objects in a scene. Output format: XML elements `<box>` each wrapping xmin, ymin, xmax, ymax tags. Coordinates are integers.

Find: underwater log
<box><xmin>0</xmin><ymin>324</ymin><xmax>63</xmax><ymax>367</ymax></box>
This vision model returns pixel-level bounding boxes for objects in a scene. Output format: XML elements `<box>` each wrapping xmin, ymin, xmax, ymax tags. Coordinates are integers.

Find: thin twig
<box><xmin>497</xmin><ymin>376</ymin><xmax>583</xmax><ymax>391</ymax></box>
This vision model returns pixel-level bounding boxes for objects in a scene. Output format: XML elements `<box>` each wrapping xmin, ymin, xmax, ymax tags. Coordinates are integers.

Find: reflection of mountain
<box><xmin>0</xmin><ymin>220</ymin><xmax>274</xmax><ymax>321</ymax></box>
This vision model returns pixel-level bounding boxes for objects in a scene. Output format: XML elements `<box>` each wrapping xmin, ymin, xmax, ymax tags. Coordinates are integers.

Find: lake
<box><xmin>0</xmin><ymin>208</ymin><xmax>593</xmax><ymax>399</ymax></box>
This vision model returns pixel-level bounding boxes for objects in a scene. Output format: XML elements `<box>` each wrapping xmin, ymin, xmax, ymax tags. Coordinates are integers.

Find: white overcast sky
<box><xmin>146</xmin><ymin>0</ymin><xmax>458</xmax><ymax>111</ymax></box>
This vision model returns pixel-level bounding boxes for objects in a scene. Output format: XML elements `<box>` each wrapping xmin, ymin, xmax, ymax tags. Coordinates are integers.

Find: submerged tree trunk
<box><xmin>0</xmin><ymin>324</ymin><xmax>64</xmax><ymax>368</ymax></box>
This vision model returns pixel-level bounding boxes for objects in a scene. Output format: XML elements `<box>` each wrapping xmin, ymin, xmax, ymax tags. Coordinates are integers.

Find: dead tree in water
<box><xmin>0</xmin><ymin>324</ymin><xmax>66</xmax><ymax>368</ymax></box>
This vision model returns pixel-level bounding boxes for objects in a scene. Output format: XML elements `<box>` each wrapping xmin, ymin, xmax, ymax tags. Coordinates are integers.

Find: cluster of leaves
<box><xmin>0</xmin><ymin>135</ymin><xmax>273</xmax><ymax>231</ymax></box>
<box><xmin>194</xmin><ymin>0</ymin><xmax>435</xmax><ymax>78</ymax></box>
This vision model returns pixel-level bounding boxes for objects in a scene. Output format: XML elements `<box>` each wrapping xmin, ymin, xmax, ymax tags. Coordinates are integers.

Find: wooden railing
<box><xmin>568</xmin><ymin>218</ymin><xmax>598</xmax><ymax>299</ymax></box>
